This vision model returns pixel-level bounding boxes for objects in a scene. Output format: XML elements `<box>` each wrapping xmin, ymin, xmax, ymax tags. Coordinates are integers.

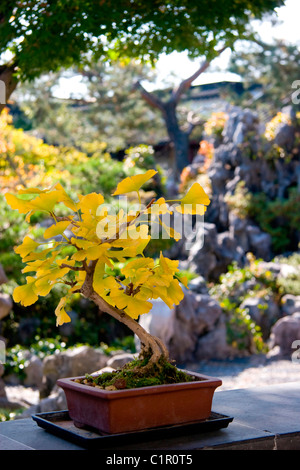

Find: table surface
<box><xmin>1</xmin><ymin>381</ymin><xmax>300</xmax><ymax>451</ymax></box>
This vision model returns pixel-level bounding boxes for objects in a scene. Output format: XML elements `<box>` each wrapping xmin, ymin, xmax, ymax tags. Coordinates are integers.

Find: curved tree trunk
<box><xmin>80</xmin><ymin>271</ymin><xmax>169</xmax><ymax>369</ymax></box>
<box><xmin>164</xmin><ymin>101</ymin><xmax>190</xmax><ymax>175</ymax></box>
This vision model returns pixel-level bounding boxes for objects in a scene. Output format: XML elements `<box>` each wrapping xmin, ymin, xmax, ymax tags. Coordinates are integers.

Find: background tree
<box><xmin>0</xmin><ymin>0</ymin><xmax>284</xmax><ymax>114</ymax></box>
<box><xmin>134</xmin><ymin>48</ymin><xmax>226</xmax><ymax>175</ymax></box>
<box><xmin>228</xmin><ymin>39</ymin><xmax>300</xmax><ymax>117</ymax></box>
<box><xmin>13</xmin><ymin>61</ymin><xmax>167</xmax><ymax>152</ymax></box>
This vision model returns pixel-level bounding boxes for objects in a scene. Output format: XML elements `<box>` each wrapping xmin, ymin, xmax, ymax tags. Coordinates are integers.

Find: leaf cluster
<box><xmin>0</xmin><ymin>1</ymin><xmax>284</xmax><ymax>81</ymax></box>
<box><xmin>6</xmin><ymin>170</ymin><xmax>210</xmax><ymax>327</ymax></box>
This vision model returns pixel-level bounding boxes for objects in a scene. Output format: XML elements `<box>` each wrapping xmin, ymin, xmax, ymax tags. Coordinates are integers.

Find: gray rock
<box><xmin>40</xmin><ymin>345</ymin><xmax>108</xmax><ymax>397</ymax></box>
<box><xmin>187</xmin><ymin>223</ymin><xmax>218</xmax><ymax>279</ymax></box>
<box><xmin>259</xmin><ymin>261</ymin><xmax>299</xmax><ymax>278</ymax></box>
<box><xmin>138</xmin><ymin>299</ymin><xmax>176</xmax><ymax>354</ymax></box>
<box><xmin>222</xmin><ymin>109</ymin><xmax>240</xmax><ymax>142</ymax></box>
<box><xmin>0</xmin><ymin>265</ymin><xmax>8</xmax><ymax>285</ymax></box>
<box><xmin>246</xmin><ymin>225</ymin><xmax>272</xmax><ymax>260</ymax></box>
<box><xmin>274</xmin><ymin>123</ymin><xmax>294</xmax><ymax>149</ymax></box>
<box><xmin>138</xmin><ymin>290</ymin><xmax>224</xmax><ymax>362</ymax></box>
<box><xmin>195</xmin><ymin>315</ymin><xmax>237</xmax><ymax>360</ymax></box>
<box><xmin>187</xmin><ymin>222</ymin><xmax>246</xmax><ymax>281</ymax></box>
<box><xmin>281</xmin><ymin>295</ymin><xmax>300</xmax><ymax>316</ymax></box>
<box><xmin>240</xmin><ymin>296</ymin><xmax>280</xmax><ymax>339</ymax></box>
<box><xmin>232</xmin><ymin>121</ymin><xmax>244</xmax><ymax>144</ymax></box>
<box><xmin>39</xmin><ymin>386</ymin><xmax>67</xmax><ymax>413</ymax></box>
<box><xmin>228</xmin><ymin>212</ymin><xmax>249</xmax><ymax>252</ymax></box>
<box><xmin>188</xmin><ymin>276</ymin><xmax>208</xmax><ymax>294</ymax></box>
<box><xmin>0</xmin><ymin>363</ymin><xmax>6</xmax><ymax>398</ymax></box>
<box><xmin>216</xmin><ymin>231</ymin><xmax>244</xmax><ymax>266</ymax></box>
<box><xmin>208</xmin><ymin>161</ymin><xmax>231</xmax><ymax>194</ymax></box>
<box><xmin>0</xmin><ymin>294</ymin><xmax>13</xmax><ymax>320</ymax></box>
<box><xmin>106</xmin><ymin>353</ymin><xmax>136</xmax><ymax>369</ymax></box>
<box><xmin>268</xmin><ymin>312</ymin><xmax>300</xmax><ymax>357</ymax></box>
<box><xmin>18</xmin><ymin>386</ymin><xmax>67</xmax><ymax>418</ymax></box>
<box><xmin>24</xmin><ymin>354</ymin><xmax>43</xmax><ymax>388</ymax></box>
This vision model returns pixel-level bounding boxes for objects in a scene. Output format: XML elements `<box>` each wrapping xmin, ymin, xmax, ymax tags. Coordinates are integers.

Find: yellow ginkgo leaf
<box><xmin>44</xmin><ymin>220</ymin><xmax>71</xmax><ymax>239</ymax></box>
<box><xmin>72</xmin><ymin>243</ymin><xmax>111</xmax><ymax>263</ymax></box>
<box><xmin>148</xmin><ymin>284</ymin><xmax>170</xmax><ymax>305</ymax></box>
<box><xmin>108</xmin><ymin>237</ymin><xmax>150</xmax><ymax>262</ymax></box>
<box><xmin>113</xmin><ymin>170</ymin><xmax>157</xmax><ymax>196</ymax></box>
<box><xmin>175</xmin><ymin>182</ymin><xmax>210</xmax><ymax>215</ymax></box>
<box><xmin>106</xmin><ymin>289</ymin><xmax>128</xmax><ymax>310</ymax></box>
<box><xmin>17</xmin><ymin>188</ymin><xmax>47</xmax><ymax>195</ymax></box>
<box><xmin>29</xmin><ymin>190</ymin><xmax>63</xmax><ymax>213</ymax></box>
<box><xmin>55</xmin><ymin>257</ymin><xmax>76</xmax><ymax>268</ymax></box>
<box><xmin>13</xmin><ymin>277</ymin><xmax>39</xmax><ymax>307</ymax></box>
<box><xmin>178</xmin><ymin>275</ymin><xmax>189</xmax><ymax>288</ymax></box>
<box><xmin>147</xmin><ymin>197</ymin><xmax>172</xmax><ymax>215</ymax></box>
<box><xmin>160</xmin><ymin>220</ymin><xmax>181</xmax><ymax>241</ymax></box>
<box><xmin>117</xmin><ymin>223</ymin><xmax>149</xmax><ymax>242</ymax></box>
<box><xmin>70</xmin><ymin>238</ymin><xmax>95</xmax><ymax>250</ymax></box>
<box><xmin>96</xmin><ymin>215</ymin><xmax>119</xmax><ymax>240</ymax></box>
<box><xmin>175</xmin><ymin>203</ymin><xmax>207</xmax><ymax>216</ymax></box>
<box><xmin>108</xmin><ymin>224</ymin><xmax>150</xmax><ymax>261</ymax></box>
<box><xmin>34</xmin><ymin>276</ymin><xmax>55</xmax><ymax>297</ymax></box>
<box><xmin>22</xmin><ymin>252</ymin><xmax>57</xmax><ymax>275</ymax></box>
<box><xmin>94</xmin><ymin>274</ymin><xmax>120</xmax><ymax>297</ymax></box>
<box><xmin>159</xmin><ymin>252</ymin><xmax>179</xmax><ymax>275</ymax></box>
<box><xmin>77</xmin><ymin>193</ymin><xmax>104</xmax><ymax>216</ymax></box>
<box><xmin>22</xmin><ymin>247</ymin><xmax>54</xmax><ymax>263</ymax></box>
<box><xmin>53</xmin><ymin>183</ymin><xmax>78</xmax><ymax>211</ymax></box>
<box><xmin>25</xmin><ymin>210</ymin><xmax>34</xmax><ymax>223</ymax></box>
<box><xmin>14</xmin><ymin>236</ymin><xmax>40</xmax><ymax>258</ymax></box>
<box><xmin>71</xmin><ymin>270</ymin><xmax>86</xmax><ymax>291</ymax></box>
<box><xmin>5</xmin><ymin>193</ymin><xmax>34</xmax><ymax>215</ymax></box>
<box><xmin>125</xmin><ymin>295</ymin><xmax>153</xmax><ymax>319</ymax></box>
<box><xmin>135</xmin><ymin>286</ymin><xmax>154</xmax><ymax>300</ymax></box>
<box><xmin>55</xmin><ymin>297</ymin><xmax>71</xmax><ymax>326</ymax></box>
<box><xmin>166</xmin><ymin>279</ymin><xmax>184</xmax><ymax>305</ymax></box>
<box><xmin>122</xmin><ymin>257</ymin><xmax>154</xmax><ymax>277</ymax></box>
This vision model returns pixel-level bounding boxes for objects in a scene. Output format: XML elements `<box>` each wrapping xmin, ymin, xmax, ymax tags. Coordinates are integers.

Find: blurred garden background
<box><xmin>1</xmin><ymin>0</ymin><xmax>300</xmax><ymax>420</ymax></box>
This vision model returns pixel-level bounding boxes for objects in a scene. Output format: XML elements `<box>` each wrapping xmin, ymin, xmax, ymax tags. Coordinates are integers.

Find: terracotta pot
<box><xmin>57</xmin><ymin>370</ymin><xmax>222</xmax><ymax>434</ymax></box>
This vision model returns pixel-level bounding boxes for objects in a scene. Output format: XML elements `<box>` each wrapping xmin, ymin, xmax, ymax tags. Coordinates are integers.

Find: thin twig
<box><xmin>60</xmin><ymin>263</ymin><xmax>85</xmax><ymax>271</ymax></box>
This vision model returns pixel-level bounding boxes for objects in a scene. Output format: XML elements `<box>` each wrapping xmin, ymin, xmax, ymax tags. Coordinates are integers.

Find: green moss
<box><xmin>79</xmin><ymin>356</ymin><xmax>197</xmax><ymax>390</ymax></box>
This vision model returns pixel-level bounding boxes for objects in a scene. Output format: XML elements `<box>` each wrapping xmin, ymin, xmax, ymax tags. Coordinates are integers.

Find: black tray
<box><xmin>32</xmin><ymin>410</ymin><xmax>233</xmax><ymax>449</ymax></box>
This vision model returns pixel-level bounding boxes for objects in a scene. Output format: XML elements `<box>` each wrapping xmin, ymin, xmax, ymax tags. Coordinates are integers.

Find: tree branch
<box><xmin>184</xmin><ymin>110</ymin><xmax>205</xmax><ymax>135</ymax></box>
<box><xmin>133</xmin><ymin>80</ymin><xmax>166</xmax><ymax>114</ymax></box>
<box><xmin>60</xmin><ymin>263</ymin><xmax>85</xmax><ymax>271</ymax></box>
<box><xmin>171</xmin><ymin>46</ymin><xmax>228</xmax><ymax>104</ymax></box>
<box><xmin>88</xmin><ymin>289</ymin><xmax>168</xmax><ymax>365</ymax></box>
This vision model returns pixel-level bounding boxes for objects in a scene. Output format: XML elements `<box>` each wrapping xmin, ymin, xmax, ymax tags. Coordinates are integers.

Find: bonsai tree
<box><xmin>5</xmin><ymin>170</ymin><xmax>210</xmax><ymax>383</ymax></box>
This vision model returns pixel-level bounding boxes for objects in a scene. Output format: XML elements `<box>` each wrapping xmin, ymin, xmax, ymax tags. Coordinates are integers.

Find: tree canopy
<box><xmin>228</xmin><ymin>39</ymin><xmax>300</xmax><ymax>113</ymax></box>
<box><xmin>13</xmin><ymin>61</ymin><xmax>166</xmax><ymax>151</ymax></box>
<box><xmin>1</xmin><ymin>0</ymin><xmax>284</xmax><ymax>83</ymax></box>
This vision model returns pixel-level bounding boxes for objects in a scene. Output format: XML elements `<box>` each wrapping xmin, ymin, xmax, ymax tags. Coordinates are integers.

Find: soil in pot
<box><xmin>74</xmin><ymin>355</ymin><xmax>200</xmax><ymax>391</ymax></box>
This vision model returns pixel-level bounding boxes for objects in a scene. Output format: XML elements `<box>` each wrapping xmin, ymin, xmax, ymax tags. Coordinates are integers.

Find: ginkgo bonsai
<box><xmin>5</xmin><ymin>169</ymin><xmax>210</xmax><ymax>388</ymax></box>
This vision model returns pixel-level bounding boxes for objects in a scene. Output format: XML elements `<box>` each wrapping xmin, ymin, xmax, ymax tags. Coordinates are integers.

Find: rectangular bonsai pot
<box><xmin>57</xmin><ymin>371</ymin><xmax>222</xmax><ymax>434</ymax></box>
